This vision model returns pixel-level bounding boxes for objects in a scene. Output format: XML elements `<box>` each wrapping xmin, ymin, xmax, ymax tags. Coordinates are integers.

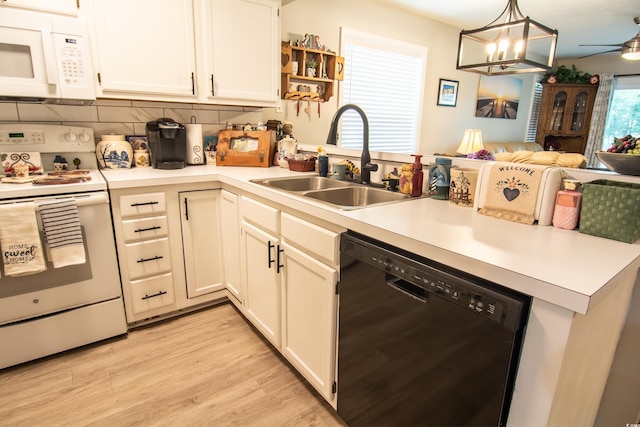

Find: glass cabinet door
<box><xmin>550</xmin><ymin>91</ymin><xmax>567</xmax><ymax>131</ymax></box>
<box><xmin>571</xmin><ymin>91</ymin><xmax>589</xmax><ymax>131</ymax></box>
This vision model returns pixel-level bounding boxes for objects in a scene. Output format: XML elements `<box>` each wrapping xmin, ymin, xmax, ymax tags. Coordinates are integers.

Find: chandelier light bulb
<box><xmin>486</xmin><ymin>43</ymin><xmax>497</xmax><ymax>61</ymax></box>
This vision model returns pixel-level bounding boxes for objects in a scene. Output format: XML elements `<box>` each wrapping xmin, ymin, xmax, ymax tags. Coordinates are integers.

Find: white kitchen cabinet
<box><xmin>110</xmin><ymin>184</ymin><xmax>226</xmax><ymax>325</ymax></box>
<box><xmin>238</xmin><ymin>195</ymin><xmax>342</xmax><ymax>404</ymax></box>
<box><xmin>180</xmin><ymin>190</ymin><xmax>224</xmax><ymax>299</ymax></box>
<box><xmin>240</xmin><ymin>196</ymin><xmax>282</xmax><ymax>347</ymax></box>
<box><xmin>195</xmin><ymin>0</ymin><xmax>280</xmax><ymax>106</ymax></box>
<box><xmin>221</xmin><ymin>190</ymin><xmax>243</xmax><ymax>304</ymax></box>
<box><xmin>83</xmin><ymin>0</ymin><xmax>197</xmax><ymax>100</ymax></box>
<box><xmin>82</xmin><ymin>0</ymin><xmax>279</xmax><ymax>106</ymax></box>
<box><xmin>281</xmin><ymin>241</ymin><xmax>338</xmax><ymax>402</ymax></box>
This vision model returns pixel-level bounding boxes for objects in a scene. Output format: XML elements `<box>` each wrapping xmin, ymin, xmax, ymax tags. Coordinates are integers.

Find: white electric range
<box><xmin>0</xmin><ymin>124</ymin><xmax>127</xmax><ymax>369</ymax></box>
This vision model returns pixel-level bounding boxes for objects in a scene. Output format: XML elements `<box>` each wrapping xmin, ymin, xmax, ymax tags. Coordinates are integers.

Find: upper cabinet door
<box><xmin>85</xmin><ymin>0</ymin><xmax>197</xmax><ymax>100</ymax></box>
<box><xmin>196</xmin><ymin>0</ymin><xmax>279</xmax><ymax>106</ymax></box>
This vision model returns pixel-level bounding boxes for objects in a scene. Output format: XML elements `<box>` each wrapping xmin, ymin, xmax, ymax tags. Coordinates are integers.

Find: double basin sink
<box><xmin>250</xmin><ymin>176</ymin><xmax>413</xmax><ymax>210</ymax></box>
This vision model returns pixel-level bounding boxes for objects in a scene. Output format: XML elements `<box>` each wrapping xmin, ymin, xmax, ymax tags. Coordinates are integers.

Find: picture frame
<box><xmin>437</xmin><ymin>78</ymin><xmax>459</xmax><ymax>107</ymax></box>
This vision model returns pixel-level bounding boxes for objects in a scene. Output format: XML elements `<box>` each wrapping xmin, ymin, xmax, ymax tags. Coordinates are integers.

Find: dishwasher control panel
<box><xmin>357</xmin><ymin>241</ymin><xmax>514</xmax><ymax>327</ymax></box>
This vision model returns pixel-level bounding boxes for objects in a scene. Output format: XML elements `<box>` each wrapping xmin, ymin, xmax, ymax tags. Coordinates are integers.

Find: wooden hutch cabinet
<box><xmin>536</xmin><ymin>83</ymin><xmax>598</xmax><ymax>154</ymax></box>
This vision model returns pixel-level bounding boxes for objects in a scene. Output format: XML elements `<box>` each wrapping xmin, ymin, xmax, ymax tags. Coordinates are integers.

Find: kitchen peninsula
<box><xmin>101</xmin><ymin>160</ymin><xmax>640</xmax><ymax>427</ymax></box>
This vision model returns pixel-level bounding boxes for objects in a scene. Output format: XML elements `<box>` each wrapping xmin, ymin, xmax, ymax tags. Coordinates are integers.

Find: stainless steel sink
<box><xmin>303</xmin><ymin>186</ymin><xmax>411</xmax><ymax>209</ymax></box>
<box><xmin>251</xmin><ymin>176</ymin><xmax>352</xmax><ymax>192</ymax></box>
<box><xmin>251</xmin><ymin>176</ymin><xmax>414</xmax><ymax>210</ymax></box>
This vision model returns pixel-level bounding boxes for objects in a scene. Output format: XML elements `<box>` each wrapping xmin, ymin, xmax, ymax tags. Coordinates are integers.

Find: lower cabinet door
<box><xmin>242</xmin><ymin>220</ymin><xmax>281</xmax><ymax>347</ymax></box>
<box><xmin>281</xmin><ymin>242</ymin><xmax>338</xmax><ymax>402</ymax></box>
<box><xmin>180</xmin><ymin>190</ymin><xmax>224</xmax><ymax>299</ymax></box>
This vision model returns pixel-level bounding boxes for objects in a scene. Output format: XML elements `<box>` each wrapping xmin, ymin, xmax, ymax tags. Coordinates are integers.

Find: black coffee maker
<box><xmin>146</xmin><ymin>118</ymin><xmax>187</xmax><ymax>169</ymax></box>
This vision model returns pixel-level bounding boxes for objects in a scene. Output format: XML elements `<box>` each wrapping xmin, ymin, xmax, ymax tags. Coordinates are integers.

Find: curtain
<box><xmin>584</xmin><ymin>73</ymin><xmax>613</xmax><ymax>167</ymax></box>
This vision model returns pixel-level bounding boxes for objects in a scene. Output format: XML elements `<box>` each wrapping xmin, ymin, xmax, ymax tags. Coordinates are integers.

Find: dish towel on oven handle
<box><xmin>0</xmin><ymin>202</ymin><xmax>46</xmax><ymax>277</ymax></box>
<box><xmin>38</xmin><ymin>198</ymin><xmax>86</xmax><ymax>268</ymax></box>
<box><xmin>478</xmin><ymin>162</ymin><xmax>550</xmax><ymax>225</ymax></box>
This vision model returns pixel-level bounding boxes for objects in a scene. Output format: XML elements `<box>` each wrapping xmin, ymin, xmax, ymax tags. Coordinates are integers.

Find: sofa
<box><xmin>482</xmin><ymin>142</ymin><xmax>544</xmax><ymax>154</ymax></box>
<box><xmin>482</xmin><ymin>142</ymin><xmax>586</xmax><ymax>168</ymax></box>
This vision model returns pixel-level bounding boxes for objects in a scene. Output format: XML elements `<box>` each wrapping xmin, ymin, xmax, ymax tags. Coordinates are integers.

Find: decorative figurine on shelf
<box><xmin>306</xmin><ymin>59</ymin><xmax>317</xmax><ymax>77</ymax></box>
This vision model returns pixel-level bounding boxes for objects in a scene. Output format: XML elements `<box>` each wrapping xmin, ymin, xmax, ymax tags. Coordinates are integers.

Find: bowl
<box><xmin>595</xmin><ymin>152</ymin><xmax>640</xmax><ymax>176</ymax></box>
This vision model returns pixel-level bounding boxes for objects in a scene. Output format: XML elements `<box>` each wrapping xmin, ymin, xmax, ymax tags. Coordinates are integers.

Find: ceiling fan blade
<box><xmin>578</xmin><ymin>48</ymin><xmax>623</xmax><ymax>59</ymax></box>
<box><xmin>579</xmin><ymin>43</ymin><xmax>625</xmax><ymax>47</ymax></box>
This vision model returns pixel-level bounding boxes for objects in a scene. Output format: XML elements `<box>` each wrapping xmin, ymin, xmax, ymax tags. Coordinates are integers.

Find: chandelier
<box><xmin>456</xmin><ymin>0</ymin><xmax>558</xmax><ymax>75</ymax></box>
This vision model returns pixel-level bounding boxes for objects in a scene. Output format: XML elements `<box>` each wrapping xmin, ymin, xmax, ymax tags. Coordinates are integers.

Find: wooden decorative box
<box><xmin>216</xmin><ymin>130</ymin><xmax>276</xmax><ymax>168</ymax></box>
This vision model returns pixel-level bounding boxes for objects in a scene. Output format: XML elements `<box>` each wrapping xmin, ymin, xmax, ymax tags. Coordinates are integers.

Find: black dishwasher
<box><xmin>337</xmin><ymin>231</ymin><xmax>531</xmax><ymax>427</ymax></box>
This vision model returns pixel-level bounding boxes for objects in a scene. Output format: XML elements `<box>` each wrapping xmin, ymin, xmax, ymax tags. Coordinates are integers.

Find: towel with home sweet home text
<box><xmin>478</xmin><ymin>162</ymin><xmax>550</xmax><ymax>225</ymax></box>
<box><xmin>38</xmin><ymin>198</ymin><xmax>86</xmax><ymax>268</ymax></box>
<box><xmin>0</xmin><ymin>202</ymin><xmax>46</xmax><ymax>276</ymax></box>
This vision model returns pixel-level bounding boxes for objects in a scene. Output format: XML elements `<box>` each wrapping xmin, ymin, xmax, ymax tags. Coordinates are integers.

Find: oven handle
<box><xmin>0</xmin><ymin>192</ymin><xmax>110</xmax><ymax>208</ymax></box>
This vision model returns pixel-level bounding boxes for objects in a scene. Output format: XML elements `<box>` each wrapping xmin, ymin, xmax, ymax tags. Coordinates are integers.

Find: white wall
<box><xmin>263</xmin><ymin>0</ymin><xmax>537</xmax><ymax>159</ymax></box>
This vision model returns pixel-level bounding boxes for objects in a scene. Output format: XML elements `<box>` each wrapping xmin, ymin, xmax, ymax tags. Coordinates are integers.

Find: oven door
<box><xmin>0</xmin><ymin>192</ymin><xmax>123</xmax><ymax>325</ymax></box>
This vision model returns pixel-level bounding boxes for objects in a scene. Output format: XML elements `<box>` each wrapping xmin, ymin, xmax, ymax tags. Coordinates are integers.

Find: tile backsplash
<box><xmin>0</xmin><ymin>99</ymin><xmax>264</xmax><ymax>142</ymax></box>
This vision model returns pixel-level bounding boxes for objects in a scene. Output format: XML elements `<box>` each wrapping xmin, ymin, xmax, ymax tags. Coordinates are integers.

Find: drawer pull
<box><xmin>137</xmin><ymin>255</ymin><xmax>163</xmax><ymax>263</ymax></box>
<box><xmin>131</xmin><ymin>201</ymin><xmax>159</xmax><ymax>207</ymax></box>
<box><xmin>134</xmin><ymin>226</ymin><xmax>162</xmax><ymax>233</ymax></box>
<box><xmin>141</xmin><ymin>290</ymin><xmax>167</xmax><ymax>300</ymax></box>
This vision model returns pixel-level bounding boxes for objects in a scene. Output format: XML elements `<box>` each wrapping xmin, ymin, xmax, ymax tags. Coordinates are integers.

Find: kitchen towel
<box><xmin>478</xmin><ymin>162</ymin><xmax>550</xmax><ymax>225</ymax></box>
<box><xmin>38</xmin><ymin>198</ymin><xmax>86</xmax><ymax>268</ymax></box>
<box><xmin>0</xmin><ymin>202</ymin><xmax>46</xmax><ymax>276</ymax></box>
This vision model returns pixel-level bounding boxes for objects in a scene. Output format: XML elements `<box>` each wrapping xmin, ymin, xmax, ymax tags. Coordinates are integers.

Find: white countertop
<box><xmin>101</xmin><ymin>164</ymin><xmax>640</xmax><ymax>315</ymax></box>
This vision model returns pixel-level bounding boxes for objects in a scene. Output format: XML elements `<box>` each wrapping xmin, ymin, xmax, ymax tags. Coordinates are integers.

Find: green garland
<box><xmin>541</xmin><ymin>65</ymin><xmax>592</xmax><ymax>84</ymax></box>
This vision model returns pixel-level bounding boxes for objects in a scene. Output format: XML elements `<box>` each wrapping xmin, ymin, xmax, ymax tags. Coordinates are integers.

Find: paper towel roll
<box><xmin>185</xmin><ymin>123</ymin><xmax>204</xmax><ymax>165</ymax></box>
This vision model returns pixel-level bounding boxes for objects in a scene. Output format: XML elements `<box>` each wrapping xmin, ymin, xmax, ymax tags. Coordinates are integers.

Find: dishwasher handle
<box><xmin>386</xmin><ymin>274</ymin><xmax>428</xmax><ymax>303</ymax></box>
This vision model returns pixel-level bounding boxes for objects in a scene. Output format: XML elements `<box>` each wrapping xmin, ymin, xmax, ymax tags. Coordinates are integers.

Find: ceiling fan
<box><xmin>579</xmin><ymin>17</ymin><xmax>640</xmax><ymax>60</ymax></box>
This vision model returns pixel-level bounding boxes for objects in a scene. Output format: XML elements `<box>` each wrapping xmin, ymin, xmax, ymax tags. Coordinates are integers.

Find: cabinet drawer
<box><xmin>281</xmin><ymin>212</ymin><xmax>340</xmax><ymax>266</ymax></box>
<box><xmin>120</xmin><ymin>192</ymin><xmax>166</xmax><ymax>217</ymax></box>
<box><xmin>124</xmin><ymin>238</ymin><xmax>172</xmax><ymax>280</ymax></box>
<box><xmin>121</xmin><ymin>216</ymin><xmax>169</xmax><ymax>242</ymax></box>
<box><xmin>129</xmin><ymin>273</ymin><xmax>175</xmax><ymax>314</ymax></box>
<box><xmin>240</xmin><ymin>196</ymin><xmax>279</xmax><ymax>235</ymax></box>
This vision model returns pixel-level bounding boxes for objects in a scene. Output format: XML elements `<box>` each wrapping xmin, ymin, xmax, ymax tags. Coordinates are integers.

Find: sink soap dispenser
<box><xmin>410</xmin><ymin>154</ymin><xmax>423</xmax><ymax>197</ymax></box>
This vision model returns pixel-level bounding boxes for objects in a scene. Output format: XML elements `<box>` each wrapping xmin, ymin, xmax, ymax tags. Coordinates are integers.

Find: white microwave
<box><xmin>0</xmin><ymin>8</ymin><xmax>95</xmax><ymax>104</ymax></box>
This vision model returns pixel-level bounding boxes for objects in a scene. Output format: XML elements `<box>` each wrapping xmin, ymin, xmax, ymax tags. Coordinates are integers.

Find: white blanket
<box><xmin>0</xmin><ymin>202</ymin><xmax>46</xmax><ymax>276</ymax></box>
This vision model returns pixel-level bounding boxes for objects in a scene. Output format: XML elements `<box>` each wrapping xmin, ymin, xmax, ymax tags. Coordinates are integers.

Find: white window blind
<box><xmin>339</xmin><ymin>28</ymin><xmax>426</xmax><ymax>154</ymax></box>
<box><xmin>526</xmin><ymin>75</ymin><xmax>543</xmax><ymax>142</ymax></box>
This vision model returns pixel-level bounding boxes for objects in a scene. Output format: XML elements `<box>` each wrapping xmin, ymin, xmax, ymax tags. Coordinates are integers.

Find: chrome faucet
<box><xmin>326</xmin><ymin>104</ymin><xmax>378</xmax><ymax>184</ymax></box>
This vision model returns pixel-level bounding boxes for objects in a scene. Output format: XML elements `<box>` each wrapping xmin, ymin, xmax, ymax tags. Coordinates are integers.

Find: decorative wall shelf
<box><xmin>281</xmin><ymin>42</ymin><xmax>344</xmax><ymax>102</ymax></box>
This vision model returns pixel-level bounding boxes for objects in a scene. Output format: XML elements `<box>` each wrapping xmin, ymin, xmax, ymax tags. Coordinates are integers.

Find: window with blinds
<box><xmin>526</xmin><ymin>75</ymin><xmax>543</xmax><ymax>142</ymax></box>
<box><xmin>339</xmin><ymin>28</ymin><xmax>427</xmax><ymax>154</ymax></box>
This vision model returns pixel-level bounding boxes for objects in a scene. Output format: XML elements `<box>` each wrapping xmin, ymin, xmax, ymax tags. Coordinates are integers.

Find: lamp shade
<box><xmin>457</xmin><ymin>129</ymin><xmax>484</xmax><ymax>156</ymax></box>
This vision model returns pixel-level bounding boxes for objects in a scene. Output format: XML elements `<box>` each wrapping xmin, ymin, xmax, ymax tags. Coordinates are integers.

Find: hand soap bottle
<box><xmin>410</xmin><ymin>154</ymin><xmax>423</xmax><ymax>197</ymax></box>
<box><xmin>552</xmin><ymin>179</ymin><xmax>582</xmax><ymax>229</ymax></box>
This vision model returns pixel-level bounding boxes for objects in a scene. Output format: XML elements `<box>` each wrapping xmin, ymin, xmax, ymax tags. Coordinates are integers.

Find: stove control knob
<box><xmin>65</xmin><ymin>131</ymin><xmax>77</xmax><ymax>142</ymax></box>
<box><xmin>78</xmin><ymin>131</ymin><xmax>91</xmax><ymax>143</ymax></box>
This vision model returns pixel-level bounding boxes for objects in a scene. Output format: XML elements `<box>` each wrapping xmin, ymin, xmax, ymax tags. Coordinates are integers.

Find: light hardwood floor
<box><xmin>0</xmin><ymin>302</ymin><xmax>346</xmax><ymax>427</ymax></box>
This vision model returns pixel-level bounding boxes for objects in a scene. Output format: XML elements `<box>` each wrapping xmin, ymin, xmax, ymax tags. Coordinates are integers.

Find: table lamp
<box><xmin>456</xmin><ymin>129</ymin><xmax>484</xmax><ymax>156</ymax></box>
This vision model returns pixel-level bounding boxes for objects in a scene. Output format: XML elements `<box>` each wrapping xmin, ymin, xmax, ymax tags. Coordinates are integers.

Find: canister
<box><xmin>428</xmin><ymin>157</ymin><xmax>451</xmax><ymax>200</ymax></box>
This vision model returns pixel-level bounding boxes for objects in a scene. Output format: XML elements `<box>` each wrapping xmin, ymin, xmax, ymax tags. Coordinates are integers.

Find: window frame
<box><xmin>338</xmin><ymin>27</ymin><xmax>427</xmax><ymax>156</ymax></box>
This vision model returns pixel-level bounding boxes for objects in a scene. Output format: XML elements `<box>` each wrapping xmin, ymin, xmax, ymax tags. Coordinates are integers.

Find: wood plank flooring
<box><xmin>0</xmin><ymin>302</ymin><xmax>346</xmax><ymax>427</ymax></box>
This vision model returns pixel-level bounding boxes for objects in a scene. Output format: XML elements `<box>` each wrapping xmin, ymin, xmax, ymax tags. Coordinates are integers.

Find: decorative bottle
<box><xmin>552</xmin><ymin>180</ymin><xmax>582</xmax><ymax>230</ymax></box>
<box><xmin>410</xmin><ymin>154</ymin><xmax>423</xmax><ymax>197</ymax></box>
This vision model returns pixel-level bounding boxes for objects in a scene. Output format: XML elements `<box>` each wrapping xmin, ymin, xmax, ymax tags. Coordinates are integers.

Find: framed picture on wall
<box><xmin>437</xmin><ymin>78</ymin><xmax>459</xmax><ymax>107</ymax></box>
<box><xmin>475</xmin><ymin>75</ymin><xmax>522</xmax><ymax>119</ymax></box>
